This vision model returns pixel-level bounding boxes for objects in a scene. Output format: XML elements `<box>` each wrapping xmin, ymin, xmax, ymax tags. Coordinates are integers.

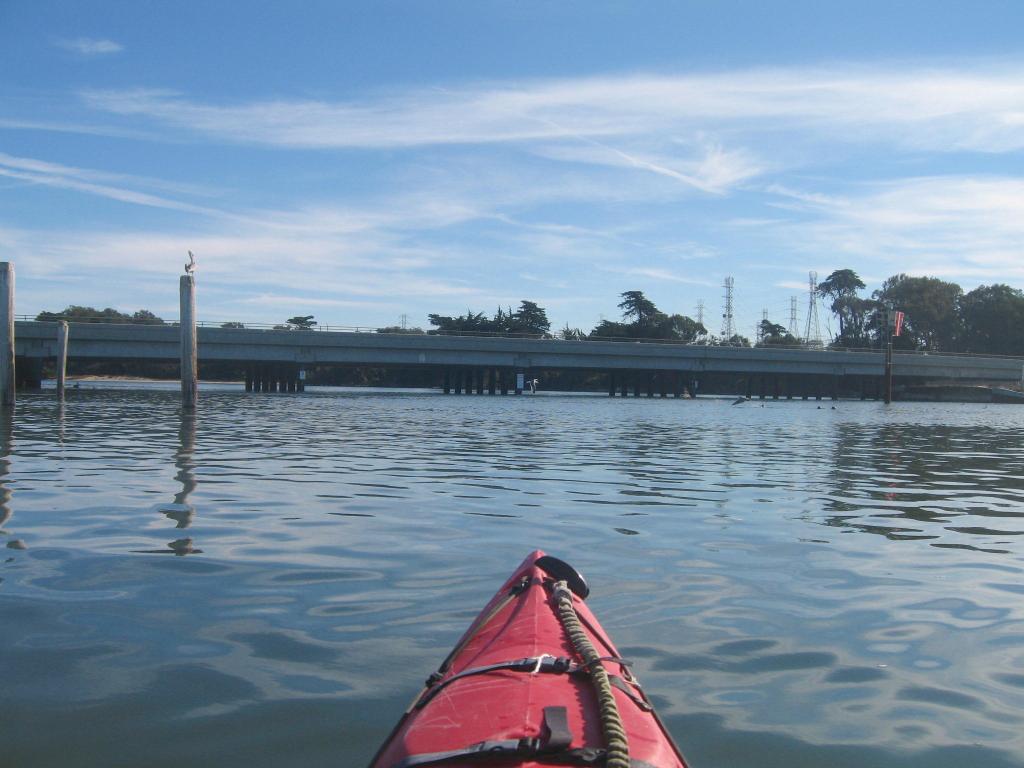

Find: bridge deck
<box><xmin>13</xmin><ymin>321</ymin><xmax>1024</xmax><ymax>382</ymax></box>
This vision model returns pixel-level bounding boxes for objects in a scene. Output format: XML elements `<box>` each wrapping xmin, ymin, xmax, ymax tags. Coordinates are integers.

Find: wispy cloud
<box><xmin>54</xmin><ymin>37</ymin><xmax>123</xmax><ymax>56</ymax></box>
<box><xmin>81</xmin><ymin>63</ymin><xmax>1024</xmax><ymax>153</ymax></box>
<box><xmin>769</xmin><ymin>176</ymin><xmax>1024</xmax><ymax>282</ymax></box>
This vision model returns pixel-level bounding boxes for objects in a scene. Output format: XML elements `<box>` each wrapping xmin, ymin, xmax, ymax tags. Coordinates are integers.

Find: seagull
<box><xmin>185</xmin><ymin>250</ymin><xmax>197</xmax><ymax>275</ymax></box>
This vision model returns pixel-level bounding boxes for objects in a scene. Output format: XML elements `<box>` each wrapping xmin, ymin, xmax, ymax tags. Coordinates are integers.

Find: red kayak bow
<box><xmin>369</xmin><ymin>550</ymin><xmax>688</xmax><ymax>767</ymax></box>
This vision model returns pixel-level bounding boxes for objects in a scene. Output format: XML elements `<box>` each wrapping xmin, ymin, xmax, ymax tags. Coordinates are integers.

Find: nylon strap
<box><xmin>416</xmin><ymin>655</ymin><xmax>574</xmax><ymax>709</ymax></box>
<box><xmin>391</xmin><ymin>706</ymin><xmax>574</xmax><ymax>767</ymax></box>
<box><xmin>542</xmin><ymin>706</ymin><xmax>572</xmax><ymax>751</ymax></box>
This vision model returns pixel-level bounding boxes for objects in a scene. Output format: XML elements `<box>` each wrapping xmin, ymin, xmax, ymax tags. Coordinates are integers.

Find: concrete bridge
<box><xmin>13</xmin><ymin>320</ymin><xmax>1024</xmax><ymax>398</ymax></box>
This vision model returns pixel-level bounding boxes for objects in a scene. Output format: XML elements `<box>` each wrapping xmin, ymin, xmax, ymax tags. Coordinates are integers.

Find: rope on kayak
<box><xmin>552</xmin><ymin>580</ymin><xmax>630</xmax><ymax>768</ymax></box>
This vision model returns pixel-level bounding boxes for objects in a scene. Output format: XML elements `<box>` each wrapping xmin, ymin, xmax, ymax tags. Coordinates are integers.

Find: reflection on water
<box><xmin>162</xmin><ymin>411</ymin><xmax>197</xmax><ymax>531</ymax></box>
<box><xmin>1</xmin><ymin>389</ymin><xmax>1024</xmax><ymax>767</ymax></box>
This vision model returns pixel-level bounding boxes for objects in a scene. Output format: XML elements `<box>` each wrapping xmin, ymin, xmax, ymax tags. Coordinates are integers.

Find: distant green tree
<box><xmin>220</xmin><ymin>321</ymin><xmax>246</xmax><ymax>329</ymax></box>
<box><xmin>665</xmin><ymin>314</ymin><xmax>707</xmax><ymax>343</ymax></box>
<box><xmin>376</xmin><ymin>325</ymin><xmax>425</xmax><ymax>334</ymax></box>
<box><xmin>873</xmin><ymin>274</ymin><xmax>962</xmax><ymax>351</ymax></box>
<box><xmin>618</xmin><ymin>290</ymin><xmax>658</xmax><ymax>325</ymax></box>
<box><xmin>286</xmin><ymin>315</ymin><xmax>317</xmax><ymax>330</ymax></box>
<box><xmin>590</xmin><ymin>293</ymin><xmax>704</xmax><ymax>342</ymax></box>
<box><xmin>509</xmin><ymin>300</ymin><xmax>550</xmax><ymax>335</ymax></box>
<box><xmin>427</xmin><ymin>310</ymin><xmax>492</xmax><ymax>333</ymax></box>
<box><xmin>721</xmin><ymin>334</ymin><xmax>751</xmax><ymax>347</ymax></box>
<box><xmin>560</xmin><ymin>325</ymin><xmax>586</xmax><ymax>340</ymax></box>
<box><xmin>757</xmin><ymin>319</ymin><xmax>799</xmax><ymax>347</ymax></box>
<box><xmin>428</xmin><ymin>301</ymin><xmax>550</xmax><ymax>336</ymax></box>
<box><xmin>817</xmin><ymin>269</ymin><xmax>871</xmax><ymax>345</ymax></box>
<box><xmin>588</xmin><ymin>319</ymin><xmax>634</xmax><ymax>340</ymax></box>
<box><xmin>959</xmin><ymin>284</ymin><xmax>1024</xmax><ymax>356</ymax></box>
<box><xmin>36</xmin><ymin>305</ymin><xmax>165</xmax><ymax>324</ymax></box>
<box><xmin>130</xmin><ymin>309</ymin><xmax>165</xmax><ymax>325</ymax></box>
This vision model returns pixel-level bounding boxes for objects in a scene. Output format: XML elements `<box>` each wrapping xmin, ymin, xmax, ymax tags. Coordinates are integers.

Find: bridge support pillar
<box><xmin>454</xmin><ymin>369</ymin><xmax>463</xmax><ymax>394</ymax></box>
<box><xmin>860</xmin><ymin>377</ymin><xmax>867</xmax><ymax>400</ymax></box>
<box><xmin>443</xmin><ymin>370</ymin><xmax>451</xmax><ymax>394</ymax></box>
<box><xmin>673</xmin><ymin>372</ymin><xmax>682</xmax><ymax>398</ymax></box>
<box><xmin>489</xmin><ymin>369</ymin><xmax>497</xmax><ymax>395</ymax></box>
<box><xmin>755</xmin><ymin>376</ymin><xmax>762</xmax><ymax>400</ymax></box>
<box><xmin>659</xmin><ymin>373</ymin><xmax>667</xmax><ymax>398</ymax></box>
<box><xmin>815</xmin><ymin>376</ymin><xmax>822</xmax><ymax>400</ymax></box>
<box><xmin>646</xmin><ymin>372</ymin><xmax>654</xmax><ymax>397</ymax></box>
<box><xmin>633</xmin><ymin>373</ymin><xmax>641</xmax><ymax>397</ymax></box>
<box><xmin>773</xmin><ymin>376</ymin><xmax>780</xmax><ymax>400</ymax></box>
<box><xmin>608</xmin><ymin>371</ymin><xmax>615</xmax><ymax>396</ymax></box>
<box><xmin>785</xmin><ymin>375</ymin><xmax>793</xmax><ymax>400</ymax></box>
<box><xmin>831</xmin><ymin>375</ymin><xmax>839</xmax><ymax>401</ymax></box>
<box><xmin>476</xmin><ymin>369</ymin><xmax>485</xmax><ymax>395</ymax></box>
<box><xmin>245</xmin><ymin>366</ymin><xmax>254</xmax><ymax>392</ymax></box>
<box><xmin>501</xmin><ymin>369</ymin><xmax>509</xmax><ymax>395</ymax></box>
<box><xmin>620</xmin><ymin>375</ymin><xmax>628</xmax><ymax>397</ymax></box>
<box><xmin>297</xmin><ymin>368</ymin><xmax>305</xmax><ymax>392</ymax></box>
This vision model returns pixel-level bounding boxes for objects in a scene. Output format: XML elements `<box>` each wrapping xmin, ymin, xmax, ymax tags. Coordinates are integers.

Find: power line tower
<box><xmin>804</xmin><ymin>271</ymin><xmax>821</xmax><ymax>345</ymax></box>
<box><xmin>400</xmin><ymin>313</ymin><xmax>408</xmax><ymax>330</ymax></box>
<box><xmin>757</xmin><ymin>308</ymin><xmax>768</xmax><ymax>342</ymax></box>
<box><xmin>788</xmin><ymin>296</ymin><xmax>799</xmax><ymax>337</ymax></box>
<box><xmin>696</xmin><ymin>300</ymin><xmax>705</xmax><ymax>328</ymax></box>
<box><xmin>721</xmin><ymin>277</ymin><xmax>735</xmax><ymax>339</ymax></box>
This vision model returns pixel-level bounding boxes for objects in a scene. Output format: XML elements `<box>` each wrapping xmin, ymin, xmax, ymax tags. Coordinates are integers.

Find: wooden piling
<box><xmin>0</xmin><ymin>263</ymin><xmax>14</xmax><ymax>408</ymax></box>
<box><xmin>56</xmin><ymin>321</ymin><xmax>69</xmax><ymax>399</ymax></box>
<box><xmin>179</xmin><ymin>275</ymin><xmax>197</xmax><ymax>409</ymax></box>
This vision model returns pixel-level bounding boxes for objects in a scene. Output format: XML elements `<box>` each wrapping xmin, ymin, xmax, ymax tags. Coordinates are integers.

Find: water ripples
<box><xmin>1</xmin><ymin>388</ymin><xmax>1024</xmax><ymax>766</ymax></box>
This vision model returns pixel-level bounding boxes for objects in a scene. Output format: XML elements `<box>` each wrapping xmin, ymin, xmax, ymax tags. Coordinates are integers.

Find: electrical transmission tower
<box><xmin>788</xmin><ymin>296</ymin><xmax>799</xmax><ymax>337</ymax></box>
<box><xmin>804</xmin><ymin>271</ymin><xmax>821</xmax><ymax>345</ymax></box>
<box><xmin>758</xmin><ymin>308</ymin><xmax>768</xmax><ymax>342</ymax></box>
<box><xmin>696</xmin><ymin>300</ymin><xmax>705</xmax><ymax>328</ymax></box>
<box><xmin>721</xmin><ymin>277</ymin><xmax>735</xmax><ymax>339</ymax></box>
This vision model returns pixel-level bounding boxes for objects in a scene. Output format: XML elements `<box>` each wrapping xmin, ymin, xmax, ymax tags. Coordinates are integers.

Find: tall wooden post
<box><xmin>884</xmin><ymin>340</ymin><xmax>893</xmax><ymax>405</ymax></box>
<box><xmin>0</xmin><ymin>263</ymin><xmax>14</xmax><ymax>408</ymax></box>
<box><xmin>56</xmin><ymin>321</ymin><xmax>69</xmax><ymax>399</ymax></box>
<box><xmin>180</xmin><ymin>275</ymin><xmax>197</xmax><ymax>409</ymax></box>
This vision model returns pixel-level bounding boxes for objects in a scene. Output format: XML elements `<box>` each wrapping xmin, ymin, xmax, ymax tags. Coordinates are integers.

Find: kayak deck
<box><xmin>370</xmin><ymin>550</ymin><xmax>688</xmax><ymax>767</ymax></box>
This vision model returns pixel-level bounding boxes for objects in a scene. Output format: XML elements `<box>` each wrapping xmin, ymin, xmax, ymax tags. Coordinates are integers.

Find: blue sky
<box><xmin>2</xmin><ymin>1</ymin><xmax>1024</xmax><ymax>338</ymax></box>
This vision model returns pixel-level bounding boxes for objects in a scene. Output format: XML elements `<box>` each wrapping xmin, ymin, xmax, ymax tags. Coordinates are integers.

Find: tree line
<box><xmin>34</xmin><ymin>272</ymin><xmax>1024</xmax><ymax>357</ymax></box>
<box><xmin>816</xmin><ymin>269</ymin><xmax>1024</xmax><ymax>355</ymax></box>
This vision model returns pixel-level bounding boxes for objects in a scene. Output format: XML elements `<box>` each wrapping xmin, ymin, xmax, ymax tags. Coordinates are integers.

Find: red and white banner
<box><xmin>894</xmin><ymin>311</ymin><xmax>905</xmax><ymax>337</ymax></box>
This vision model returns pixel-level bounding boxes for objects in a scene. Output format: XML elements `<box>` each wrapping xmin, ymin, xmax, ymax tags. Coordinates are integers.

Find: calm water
<box><xmin>2</xmin><ymin>386</ymin><xmax>1024</xmax><ymax>768</ymax></box>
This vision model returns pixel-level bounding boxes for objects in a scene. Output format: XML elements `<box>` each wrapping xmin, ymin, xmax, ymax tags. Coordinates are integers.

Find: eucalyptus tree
<box><xmin>816</xmin><ymin>269</ymin><xmax>872</xmax><ymax>345</ymax></box>
<box><xmin>873</xmin><ymin>274</ymin><xmax>962</xmax><ymax>351</ymax></box>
